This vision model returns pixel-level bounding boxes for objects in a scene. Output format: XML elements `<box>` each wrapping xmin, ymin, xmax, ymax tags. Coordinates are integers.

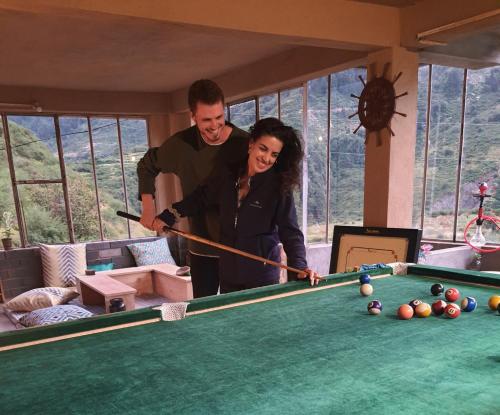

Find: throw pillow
<box><xmin>39</xmin><ymin>243</ymin><xmax>87</xmax><ymax>287</ymax></box>
<box><xmin>127</xmin><ymin>238</ymin><xmax>176</xmax><ymax>267</ymax></box>
<box><xmin>19</xmin><ymin>305</ymin><xmax>93</xmax><ymax>327</ymax></box>
<box><xmin>5</xmin><ymin>287</ymin><xmax>79</xmax><ymax>312</ymax></box>
<box><xmin>87</xmin><ymin>262</ymin><xmax>114</xmax><ymax>272</ymax></box>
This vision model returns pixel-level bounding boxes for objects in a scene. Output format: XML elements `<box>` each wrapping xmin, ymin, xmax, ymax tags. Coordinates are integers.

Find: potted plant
<box><xmin>2</xmin><ymin>211</ymin><xmax>15</xmax><ymax>251</ymax></box>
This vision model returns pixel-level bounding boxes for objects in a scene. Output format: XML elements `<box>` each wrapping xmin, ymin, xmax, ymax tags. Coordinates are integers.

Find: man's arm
<box><xmin>136</xmin><ymin>138</ymin><xmax>180</xmax><ymax>231</ymax></box>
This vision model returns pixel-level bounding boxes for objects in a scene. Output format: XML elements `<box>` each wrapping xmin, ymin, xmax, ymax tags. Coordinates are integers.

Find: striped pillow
<box><xmin>5</xmin><ymin>287</ymin><xmax>79</xmax><ymax>311</ymax></box>
<box><xmin>39</xmin><ymin>243</ymin><xmax>87</xmax><ymax>287</ymax></box>
<box><xmin>19</xmin><ymin>305</ymin><xmax>93</xmax><ymax>327</ymax></box>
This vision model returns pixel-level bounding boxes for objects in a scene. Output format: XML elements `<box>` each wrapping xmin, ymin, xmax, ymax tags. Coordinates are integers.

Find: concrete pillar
<box><xmin>363</xmin><ymin>47</ymin><xmax>419</xmax><ymax>228</ymax></box>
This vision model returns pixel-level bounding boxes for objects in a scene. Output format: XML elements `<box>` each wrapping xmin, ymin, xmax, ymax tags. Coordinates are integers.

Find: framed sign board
<box><xmin>329</xmin><ymin>226</ymin><xmax>422</xmax><ymax>274</ymax></box>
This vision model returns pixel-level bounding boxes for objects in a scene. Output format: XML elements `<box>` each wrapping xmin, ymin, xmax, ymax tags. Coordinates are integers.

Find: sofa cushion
<box><xmin>19</xmin><ymin>305</ymin><xmax>93</xmax><ymax>327</ymax></box>
<box><xmin>5</xmin><ymin>287</ymin><xmax>79</xmax><ymax>312</ymax></box>
<box><xmin>39</xmin><ymin>243</ymin><xmax>87</xmax><ymax>287</ymax></box>
<box><xmin>127</xmin><ymin>238</ymin><xmax>176</xmax><ymax>266</ymax></box>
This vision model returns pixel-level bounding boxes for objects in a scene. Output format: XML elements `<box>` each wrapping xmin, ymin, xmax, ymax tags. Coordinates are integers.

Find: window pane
<box><xmin>229</xmin><ymin>100</ymin><xmax>256</xmax><ymax>132</ymax></box>
<box><xmin>18</xmin><ymin>183</ymin><xmax>69</xmax><ymax>244</ymax></box>
<box><xmin>119</xmin><ymin>118</ymin><xmax>155</xmax><ymax>238</ymax></box>
<box><xmin>329</xmin><ymin>68</ymin><xmax>366</xmax><ymax>238</ymax></box>
<box><xmin>459</xmin><ymin>67</ymin><xmax>500</xmax><ymax>244</ymax></box>
<box><xmin>259</xmin><ymin>94</ymin><xmax>278</xmax><ymax>119</ymax></box>
<box><xmin>0</xmin><ymin>124</ymin><xmax>20</xmax><ymax>248</ymax></box>
<box><xmin>306</xmin><ymin>77</ymin><xmax>328</xmax><ymax>243</ymax></box>
<box><xmin>91</xmin><ymin>118</ymin><xmax>128</xmax><ymax>240</ymax></box>
<box><xmin>7</xmin><ymin>116</ymin><xmax>61</xmax><ymax>181</ymax></box>
<box><xmin>412</xmin><ymin>65</ymin><xmax>430</xmax><ymax>228</ymax></box>
<box><xmin>59</xmin><ymin>117</ymin><xmax>101</xmax><ymax>242</ymax></box>
<box><xmin>423</xmin><ymin>66</ymin><xmax>464</xmax><ymax>240</ymax></box>
<box><xmin>280</xmin><ymin>87</ymin><xmax>304</xmax><ymax>229</ymax></box>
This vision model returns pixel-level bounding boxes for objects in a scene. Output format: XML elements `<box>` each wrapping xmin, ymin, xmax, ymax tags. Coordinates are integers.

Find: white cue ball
<box><xmin>360</xmin><ymin>283</ymin><xmax>373</xmax><ymax>296</ymax></box>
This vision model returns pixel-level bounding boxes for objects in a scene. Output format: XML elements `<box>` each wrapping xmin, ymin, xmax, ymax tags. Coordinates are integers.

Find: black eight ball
<box><xmin>431</xmin><ymin>283</ymin><xmax>444</xmax><ymax>296</ymax></box>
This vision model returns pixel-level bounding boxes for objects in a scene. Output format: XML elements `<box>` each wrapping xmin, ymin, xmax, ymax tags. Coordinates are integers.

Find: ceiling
<box><xmin>0</xmin><ymin>9</ymin><xmax>293</xmax><ymax>93</ymax></box>
<box><xmin>0</xmin><ymin>2</ymin><xmax>498</xmax><ymax>94</ymax></box>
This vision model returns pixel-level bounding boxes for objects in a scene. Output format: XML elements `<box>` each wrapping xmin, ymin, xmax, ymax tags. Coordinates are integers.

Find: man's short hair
<box><xmin>188</xmin><ymin>79</ymin><xmax>225</xmax><ymax>113</ymax></box>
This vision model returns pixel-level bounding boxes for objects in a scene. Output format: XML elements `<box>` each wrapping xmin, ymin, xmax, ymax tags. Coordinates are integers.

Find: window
<box><xmin>414</xmin><ymin>65</ymin><xmax>500</xmax><ymax>244</ymax></box>
<box><xmin>0</xmin><ymin>114</ymin><xmax>153</xmax><ymax>247</ymax></box>
<box><xmin>228</xmin><ymin>100</ymin><xmax>256</xmax><ymax>132</ymax></box>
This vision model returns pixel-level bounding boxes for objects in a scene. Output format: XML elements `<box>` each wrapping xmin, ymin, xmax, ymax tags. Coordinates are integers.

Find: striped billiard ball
<box><xmin>359</xmin><ymin>274</ymin><xmax>371</xmax><ymax>285</ymax></box>
<box><xmin>432</xmin><ymin>300</ymin><xmax>447</xmax><ymax>316</ymax></box>
<box><xmin>461</xmin><ymin>296</ymin><xmax>477</xmax><ymax>312</ymax></box>
<box><xmin>445</xmin><ymin>303</ymin><xmax>461</xmax><ymax>319</ymax></box>
<box><xmin>409</xmin><ymin>299</ymin><xmax>422</xmax><ymax>310</ymax></box>
<box><xmin>445</xmin><ymin>288</ymin><xmax>460</xmax><ymax>302</ymax></box>
<box><xmin>368</xmin><ymin>300</ymin><xmax>383</xmax><ymax>315</ymax></box>
<box><xmin>431</xmin><ymin>283</ymin><xmax>444</xmax><ymax>296</ymax></box>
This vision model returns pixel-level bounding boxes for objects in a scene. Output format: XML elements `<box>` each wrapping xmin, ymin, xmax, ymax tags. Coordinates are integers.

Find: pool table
<box><xmin>1</xmin><ymin>264</ymin><xmax>499</xmax><ymax>414</ymax></box>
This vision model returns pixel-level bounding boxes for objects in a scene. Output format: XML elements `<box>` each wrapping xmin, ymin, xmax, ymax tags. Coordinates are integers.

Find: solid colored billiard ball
<box><xmin>461</xmin><ymin>296</ymin><xmax>477</xmax><ymax>312</ymax></box>
<box><xmin>445</xmin><ymin>303</ymin><xmax>461</xmax><ymax>319</ymax></box>
<box><xmin>432</xmin><ymin>300</ymin><xmax>447</xmax><ymax>316</ymax></box>
<box><xmin>488</xmin><ymin>295</ymin><xmax>500</xmax><ymax>311</ymax></box>
<box><xmin>430</xmin><ymin>283</ymin><xmax>444</xmax><ymax>296</ymax></box>
<box><xmin>359</xmin><ymin>274</ymin><xmax>371</xmax><ymax>285</ymax></box>
<box><xmin>445</xmin><ymin>288</ymin><xmax>460</xmax><ymax>302</ymax></box>
<box><xmin>360</xmin><ymin>284</ymin><xmax>373</xmax><ymax>296</ymax></box>
<box><xmin>498</xmin><ymin>304</ymin><xmax>500</xmax><ymax>315</ymax></box>
<box><xmin>368</xmin><ymin>300</ymin><xmax>383</xmax><ymax>315</ymax></box>
<box><xmin>408</xmin><ymin>299</ymin><xmax>422</xmax><ymax>310</ymax></box>
<box><xmin>397</xmin><ymin>304</ymin><xmax>414</xmax><ymax>320</ymax></box>
<box><xmin>415</xmin><ymin>302</ymin><xmax>432</xmax><ymax>318</ymax></box>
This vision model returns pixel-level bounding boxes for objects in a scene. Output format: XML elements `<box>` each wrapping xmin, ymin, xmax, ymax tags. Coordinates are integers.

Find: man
<box><xmin>137</xmin><ymin>79</ymin><xmax>249</xmax><ymax>298</ymax></box>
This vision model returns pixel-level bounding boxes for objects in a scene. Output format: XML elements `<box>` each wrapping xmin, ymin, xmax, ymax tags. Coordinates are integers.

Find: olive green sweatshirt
<box><xmin>137</xmin><ymin>122</ymin><xmax>249</xmax><ymax>255</ymax></box>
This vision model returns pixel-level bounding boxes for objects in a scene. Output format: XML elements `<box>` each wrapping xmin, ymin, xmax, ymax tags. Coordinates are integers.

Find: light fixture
<box><xmin>0</xmin><ymin>101</ymin><xmax>42</xmax><ymax>112</ymax></box>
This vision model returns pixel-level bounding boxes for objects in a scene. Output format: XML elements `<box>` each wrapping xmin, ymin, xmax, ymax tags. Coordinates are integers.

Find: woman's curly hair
<box><xmin>249</xmin><ymin>118</ymin><xmax>303</xmax><ymax>193</ymax></box>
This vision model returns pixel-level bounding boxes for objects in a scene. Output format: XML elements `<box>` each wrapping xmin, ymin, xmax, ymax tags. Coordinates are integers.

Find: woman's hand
<box><xmin>299</xmin><ymin>268</ymin><xmax>321</xmax><ymax>286</ymax></box>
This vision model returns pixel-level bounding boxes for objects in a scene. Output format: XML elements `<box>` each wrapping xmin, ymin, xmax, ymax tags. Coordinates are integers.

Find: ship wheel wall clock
<box><xmin>349</xmin><ymin>62</ymin><xmax>408</xmax><ymax>146</ymax></box>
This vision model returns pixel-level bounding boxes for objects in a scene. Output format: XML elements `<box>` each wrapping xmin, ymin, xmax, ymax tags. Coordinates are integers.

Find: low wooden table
<box><xmin>77</xmin><ymin>275</ymin><xmax>137</xmax><ymax>313</ymax></box>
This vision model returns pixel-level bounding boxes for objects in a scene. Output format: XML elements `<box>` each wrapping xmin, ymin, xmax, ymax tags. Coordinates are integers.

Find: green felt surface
<box><xmin>1</xmin><ymin>269</ymin><xmax>500</xmax><ymax>414</ymax></box>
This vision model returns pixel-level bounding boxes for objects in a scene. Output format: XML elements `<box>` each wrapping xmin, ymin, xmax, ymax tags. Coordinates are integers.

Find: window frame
<box><xmin>0</xmin><ymin>112</ymin><xmax>151</xmax><ymax>247</ymax></box>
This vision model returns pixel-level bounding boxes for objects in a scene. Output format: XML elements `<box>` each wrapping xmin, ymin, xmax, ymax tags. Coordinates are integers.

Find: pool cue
<box><xmin>117</xmin><ymin>210</ymin><xmax>325</xmax><ymax>281</ymax></box>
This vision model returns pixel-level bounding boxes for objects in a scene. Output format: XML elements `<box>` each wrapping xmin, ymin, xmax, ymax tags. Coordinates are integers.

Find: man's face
<box><xmin>192</xmin><ymin>101</ymin><xmax>225</xmax><ymax>144</ymax></box>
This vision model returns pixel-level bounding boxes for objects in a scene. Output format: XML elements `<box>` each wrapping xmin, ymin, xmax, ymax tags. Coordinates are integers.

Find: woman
<box><xmin>156</xmin><ymin>117</ymin><xmax>320</xmax><ymax>293</ymax></box>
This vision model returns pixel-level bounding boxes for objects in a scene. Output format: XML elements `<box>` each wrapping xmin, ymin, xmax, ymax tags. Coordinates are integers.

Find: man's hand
<box><xmin>157</xmin><ymin>209</ymin><xmax>177</xmax><ymax>228</ymax></box>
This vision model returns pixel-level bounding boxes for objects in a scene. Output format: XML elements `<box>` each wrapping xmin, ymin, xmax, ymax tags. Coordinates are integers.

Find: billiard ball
<box><xmin>488</xmin><ymin>295</ymin><xmax>500</xmax><ymax>311</ymax></box>
<box><xmin>359</xmin><ymin>274</ymin><xmax>371</xmax><ymax>284</ymax></box>
<box><xmin>498</xmin><ymin>303</ymin><xmax>500</xmax><ymax>315</ymax></box>
<box><xmin>397</xmin><ymin>304</ymin><xmax>414</xmax><ymax>320</ymax></box>
<box><xmin>368</xmin><ymin>300</ymin><xmax>383</xmax><ymax>315</ymax></box>
<box><xmin>460</xmin><ymin>296</ymin><xmax>477</xmax><ymax>312</ymax></box>
<box><xmin>408</xmin><ymin>299</ymin><xmax>422</xmax><ymax>310</ymax></box>
<box><xmin>360</xmin><ymin>284</ymin><xmax>373</xmax><ymax>296</ymax></box>
<box><xmin>445</xmin><ymin>303</ymin><xmax>461</xmax><ymax>319</ymax></box>
<box><xmin>445</xmin><ymin>288</ymin><xmax>460</xmax><ymax>302</ymax></box>
<box><xmin>431</xmin><ymin>300</ymin><xmax>447</xmax><ymax>316</ymax></box>
<box><xmin>430</xmin><ymin>283</ymin><xmax>444</xmax><ymax>296</ymax></box>
<box><xmin>415</xmin><ymin>302</ymin><xmax>432</xmax><ymax>318</ymax></box>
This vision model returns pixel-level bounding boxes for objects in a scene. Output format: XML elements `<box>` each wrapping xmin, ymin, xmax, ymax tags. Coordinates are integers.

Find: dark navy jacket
<box><xmin>173</xmin><ymin>162</ymin><xmax>308</xmax><ymax>286</ymax></box>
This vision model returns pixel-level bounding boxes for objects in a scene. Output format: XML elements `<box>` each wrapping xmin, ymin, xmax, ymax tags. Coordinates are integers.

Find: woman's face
<box><xmin>247</xmin><ymin>134</ymin><xmax>283</xmax><ymax>175</ymax></box>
